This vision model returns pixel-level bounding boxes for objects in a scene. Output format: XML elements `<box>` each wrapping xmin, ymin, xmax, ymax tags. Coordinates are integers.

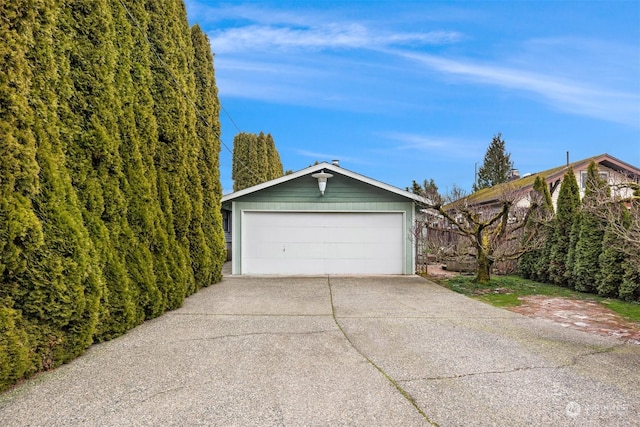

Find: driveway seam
<box><xmin>327</xmin><ymin>276</ymin><xmax>440</xmax><ymax>427</ymax></box>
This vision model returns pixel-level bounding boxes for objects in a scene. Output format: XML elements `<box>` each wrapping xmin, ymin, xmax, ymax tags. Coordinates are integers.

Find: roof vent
<box><xmin>332</xmin><ymin>159</ymin><xmax>340</xmax><ymax>166</ymax></box>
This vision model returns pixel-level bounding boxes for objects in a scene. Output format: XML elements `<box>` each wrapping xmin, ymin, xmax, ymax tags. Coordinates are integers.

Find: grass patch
<box><xmin>430</xmin><ymin>274</ymin><xmax>640</xmax><ymax>323</ymax></box>
<box><xmin>600</xmin><ymin>299</ymin><xmax>640</xmax><ymax>323</ymax></box>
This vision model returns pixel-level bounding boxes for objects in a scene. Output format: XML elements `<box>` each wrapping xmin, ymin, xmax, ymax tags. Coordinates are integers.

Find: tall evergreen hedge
<box><xmin>572</xmin><ymin>162</ymin><xmax>607</xmax><ymax>292</ymax></box>
<box><xmin>548</xmin><ymin>168</ymin><xmax>580</xmax><ymax>286</ymax></box>
<box><xmin>231</xmin><ymin>132</ymin><xmax>284</xmax><ymax>191</ymax></box>
<box><xmin>1</xmin><ymin>0</ymin><xmax>225</xmax><ymax>391</ymax></box>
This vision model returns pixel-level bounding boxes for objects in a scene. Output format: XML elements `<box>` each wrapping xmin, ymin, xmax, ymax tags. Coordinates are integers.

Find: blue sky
<box><xmin>185</xmin><ymin>0</ymin><xmax>640</xmax><ymax>194</ymax></box>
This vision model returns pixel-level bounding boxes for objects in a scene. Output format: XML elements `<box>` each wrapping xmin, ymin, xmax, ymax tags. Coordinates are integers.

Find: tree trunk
<box><xmin>476</xmin><ymin>250</ymin><xmax>492</xmax><ymax>283</ymax></box>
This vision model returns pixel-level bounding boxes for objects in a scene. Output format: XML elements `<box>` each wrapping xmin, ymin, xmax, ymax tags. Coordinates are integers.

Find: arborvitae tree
<box><xmin>191</xmin><ymin>24</ymin><xmax>226</xmax><ymax>284</ymax></box>
<box><xmin>596</xmin><ymin>221</ymin><xmax>626</xmax><ymax>297</ymax></box>
<box><xmin>548</xmin><ymin>168</ymin><xmax>580</xmax><ymax>286</ymax></box>
<box><xmin>257</xmin><ymin>131</ymin><xmax>270</xmax><ymax>177</ymax></box>
<box><xmin>112</xmin><ymin>0</ymin><xmax>165</xmax><ymax>321</ymax></box>
<box><xmin>232</xmin><ymin>131</ymin><xmax>283</xmax><ymax>190</ymax></box>
<box><xmin>265</xmin><ymin>133</ymin><xmax>284</xmax><ymax>180</ymax></box>
<box><xmin>23</xmin><ymin>0</ymin><xmax>106</xmax><ymax>362</ymax></box>
<box><xmin>1</xmin><ymin>0</ymin><xmax>43</xmax><ymax>387</ymax></box>
<box><xmin>146</xmin><ymin>0</ymin><xmax>196</xmax><ymax>308</ymax></box>
<box><xmin>232</xmin><ymin>132</ymin><xmax>258</xmax><ymax>190</ymax></box>
<box><xmin>473</xmin><ymin>133</ymin><xmax>513</xmax><ymax>192</ymax></box>
<box><xmin>518</xmin><ymin>176</ymin><xmax>553</xmax><ymax>279</ymax></box>
<box><xmin>57</xmin><ymin>0</ymin><xmax>140</xmax><ymax>341</ymax></box>
<box><xmin>563</xmin><ymin>215</ymin><xmax>581</xmax><ymax>289</ymax></box>
<box><xmin>532</xmin><ymin>230</ymin><xmax>554</xmax><ymax>283</ymax></box>
<box><xmin>619</xmin><ymin>257</ymin><xmax>640</xmax><ymax>302</ymax></box>
<box><xmin>572</xmin><ymin>162</ymin><xmax>608</xmax><ymax>293</ymax></box>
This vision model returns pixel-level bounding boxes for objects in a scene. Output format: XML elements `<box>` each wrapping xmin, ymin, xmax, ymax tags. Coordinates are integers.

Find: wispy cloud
<box><xmin>190</xmin><ymin>1</ymin><xmax>639</xmax><ymax>128</ymax></box>
<box><xmin>378</xmin><ymin>132</ymin><xmax>481</xmax><ymax>158</ymax></box>
<box><xmin>209</xmin><ymin>24</ymin><xmax>462</xmax><ymax>53</ymax></box>
<box><xmin>391</xmin><ymin>49</ymin><xmax>640</xmax><ymax>127</ymax></box>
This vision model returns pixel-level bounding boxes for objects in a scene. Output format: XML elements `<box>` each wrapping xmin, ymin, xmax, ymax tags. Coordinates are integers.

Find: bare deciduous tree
<box><xmin>583</xmin><ymin>176</ymin><xmax>639</xmax><ymax>258</ymax></box>
<box><xmin>416</xmin><ymin>184</ymin><xmax>549</xmax><ymax>283</ymax></box>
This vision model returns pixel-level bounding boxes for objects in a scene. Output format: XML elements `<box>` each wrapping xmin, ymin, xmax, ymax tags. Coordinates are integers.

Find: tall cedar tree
<box><xmin>617</xmin><ymin>206</ymin><xmax>639</xmax><ymax>301</ymax></box>
<box><xmin>121</xmin><ymin>0</ymin><xmax>174</xmax><ymax>318</ymax></box>
<box><xmin>596</xmin><ymin>220</ymin><xmax>626</xmax><ymax>297</ymax></box>
<box><xmin>548</xmin><ymin>167</ymin><xmax>580</xmax><ymax>286</ymax></box>
<box><xmin>58</xmin><ymin>0</ymin><xmax>139</xmax><ymax>341</ymax></box>
<box><xmin>24</xmin><ymin>0</ymin><xmax>106</xmax><ymax>365</ymax></box>
<box><xmin>146</xmin><ymin>0</ymin><xmax>195</xmax><ymax>307</ymax></box>
<box><xmin>112</xmin><ymin>0</ymin><xmax>164</xmax><ymax>321</ymax></box>
<box><xmin>191</xmin><ymin>25</ymin><xmax>227</xmax><ymax>285</ymax></box>
<box><xmin>232</xmin><ymin>132</ymin><xmax>284</xmax><ymax>190</ymax></box>
<box><xmin>474</xmin><ymin>133</ymin><xmax>513</xmax><ymax>192</ymax></box>
<box><xmin>518</xmin><ymin>176</ymin><xmax>553</xmax><ymax>278</ymax></box>
<box><xmin>620</xmin><ymin>256</ymin><xmax>640</xmax><ymax>301</ymax></box>
<box><xmin>572</xmin><ymin>162</ymin><xmax>608</xmax><ymax>293</ymax></box>
<box><xmin>232</xmin><ymin>132</ymin><xmax>258</xmax><ymax>190</ymax></box>
<box><xmin>1</xmin><ymin>0</ymin><xmax>45</xmax><ymax>387</ymax></box>
<box><xmin>265</xmin><ymin>133</ymin><xmax>284</xmax><ymax>179</ymax></box>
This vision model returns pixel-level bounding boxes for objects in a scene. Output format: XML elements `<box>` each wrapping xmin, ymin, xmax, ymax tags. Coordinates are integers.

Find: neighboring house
<box><xmin>464</xmin><ymin>153</ymin><xmax>640</xmax><ymax>214</ymax></box>
<box><xmin>221</xmin><ymin>162</ymin><xmax>423</xmax><ymax>275</ymax></box>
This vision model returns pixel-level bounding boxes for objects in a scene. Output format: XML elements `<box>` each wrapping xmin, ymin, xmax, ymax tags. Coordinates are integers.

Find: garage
<box><xmin>221</xmin><ymin>162</ymin><xmax>421</xmax><ymax>275</ymax></box>
<box><xmin>242</xmin><ymin>211</ymin><xmax>404</xmax><ymax>274</ymax></box>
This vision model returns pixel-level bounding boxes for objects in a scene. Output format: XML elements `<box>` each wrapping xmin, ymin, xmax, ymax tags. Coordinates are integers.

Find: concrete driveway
<box><xmin>1</xmin><ymin>275</ymin><xmax>638</xmax><ymax>426</ymax></box>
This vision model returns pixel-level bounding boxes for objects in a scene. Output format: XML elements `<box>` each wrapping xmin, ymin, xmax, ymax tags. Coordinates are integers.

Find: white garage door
<box><xmin>242</xmin><ymin>212</ymin><xmax>404</xmax><ymax>274</ymax></box>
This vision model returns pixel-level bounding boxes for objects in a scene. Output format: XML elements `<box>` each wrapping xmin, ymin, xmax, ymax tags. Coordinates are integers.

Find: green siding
<box><xmin>234</xmin><ymin>172</ymin><xmax>408</xmax><ymax>203</ymax></box>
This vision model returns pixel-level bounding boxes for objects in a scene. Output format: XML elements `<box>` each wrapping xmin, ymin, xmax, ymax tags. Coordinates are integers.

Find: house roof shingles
<box><xmin>466</xmin><ymin>153</ymin><xmax>640</xmax><ymax>206</ymax></box>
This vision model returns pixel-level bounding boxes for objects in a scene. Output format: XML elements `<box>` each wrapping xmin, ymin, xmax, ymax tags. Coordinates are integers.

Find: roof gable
<box><xmin>221</xmin><ymin>162</ymin><xmax>424</xmax><ymax>203</ymax></box>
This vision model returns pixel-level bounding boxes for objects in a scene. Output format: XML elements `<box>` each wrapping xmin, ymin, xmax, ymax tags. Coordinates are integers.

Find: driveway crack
<box><xmin>327</xmin><ymin>276</ymin><xmax>440</xmax><ymax>427</ymax></box>
<box><xmin>400</xmin><ymin>343</ymin><xmax>626</xmax><ymax>383</ymax></box>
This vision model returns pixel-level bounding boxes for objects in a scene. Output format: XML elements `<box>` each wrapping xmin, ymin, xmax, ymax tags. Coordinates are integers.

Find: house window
<box><xmin>222</xmin><ymin>210</ymin><xmax>231</xmax><ymax>232</ymax></box>
<box><xmin>580</xmin><ymin>170</ymin><xmax>608</xmax><ymax>190</ymax></box>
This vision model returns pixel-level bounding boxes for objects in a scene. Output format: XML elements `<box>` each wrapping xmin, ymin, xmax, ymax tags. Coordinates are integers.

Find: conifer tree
<box><xmin>596</xmin><ymin>222</ymin><xmax>626</xmax><ymax>297</ymax></box>
<box><xmin>266</xmin><ymin>133</ymin><xmax>284</xmax><ymax>180</ymax></box>
<box><xmin>191</xmin><ymin>24</ymin><xmax>227</xmax><ymax>284</ymax></box>
<box><xmin>146</xmin><ymin>0</ymin><xmax>196</xmax><ymax>307</ymax></box>
<box><xmin>232</xmin><ymin>132</ymin><xmax>259</xmax><ymax>191</ymax></box>
<box><xmin>253</xmin><ymin>132</ymin><xmax>272</xmax><ymax>185</ymax></box>
<box><xmin>619</xmin><ymin>258</ymin><xmax>640</xmax><ymax>302</ymax></box>
<box><xmin>1</xmin><ymin>0</ymin><xmax>44</xmax><ymax>387</ymax></box>
<box><xmin>57</xmin><ymin>0</ymin><xmax>140</xmax><ymax>341</ymax></box>
<box><xmin>474</xmin><ymin>133</ymin><xmax>513</xmax><ymax>192</ymax></box>
<box><xmin>548</xmin><ymin>168</ymin><xmax>580</xmax><ymax>286</ymax></box>
<box><xmin>112</xmin><ymin>0</ymin><xmax>165</xmax><ymax>321</ymax></box>
<box><xmin>232</xmin><ymin>132</ymin><xmax>283</xmax><ymax>190</ymax></box>
<box><xmin>572</xmin><ymin>162</ymin><xmax>608</xmax><ymax>293</ymax></box>
<box><xmin>518</xmin><ymin>176</ymin><xmax>553</xmax><ymax>279</ymax></box>
<box><xmin>563</xmin><ymin>215</ymin><xmax>581</xmax><ymax>289</ymax></box>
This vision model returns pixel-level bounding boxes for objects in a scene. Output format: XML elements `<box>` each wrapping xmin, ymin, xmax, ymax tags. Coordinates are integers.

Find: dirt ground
<box><xmin>426</xmin><ymin>264</ymin><xmax>640</xmax><ymax>345</ymax></box>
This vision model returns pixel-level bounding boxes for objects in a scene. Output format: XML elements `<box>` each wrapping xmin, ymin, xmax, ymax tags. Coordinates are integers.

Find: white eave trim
<box><xmin>221</xmin><ymin>162</ymin><xmax>426</xmax><ymax>203</ymax></box>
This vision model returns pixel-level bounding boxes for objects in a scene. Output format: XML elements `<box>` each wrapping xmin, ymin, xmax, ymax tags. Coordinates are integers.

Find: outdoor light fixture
<box><xmin>311</xmin><ymin>170</ymin><xmax>333</xmax><ymax>196</ymax></box>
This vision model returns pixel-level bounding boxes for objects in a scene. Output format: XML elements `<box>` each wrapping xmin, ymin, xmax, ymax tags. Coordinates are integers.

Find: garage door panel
<box><xmin>242</xmin><ymin>212</ymin><xmax>404</xmax><ymax>274</ymax></box>
<box><xmin>245</xmin><ymin>258</ymin><xmax>324</xmax><ymax>275</ymax></box>
<box><xmin>246</xmin><ymin>242</ymin><xmax>326</xmax><ymax>259</ymax></box>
